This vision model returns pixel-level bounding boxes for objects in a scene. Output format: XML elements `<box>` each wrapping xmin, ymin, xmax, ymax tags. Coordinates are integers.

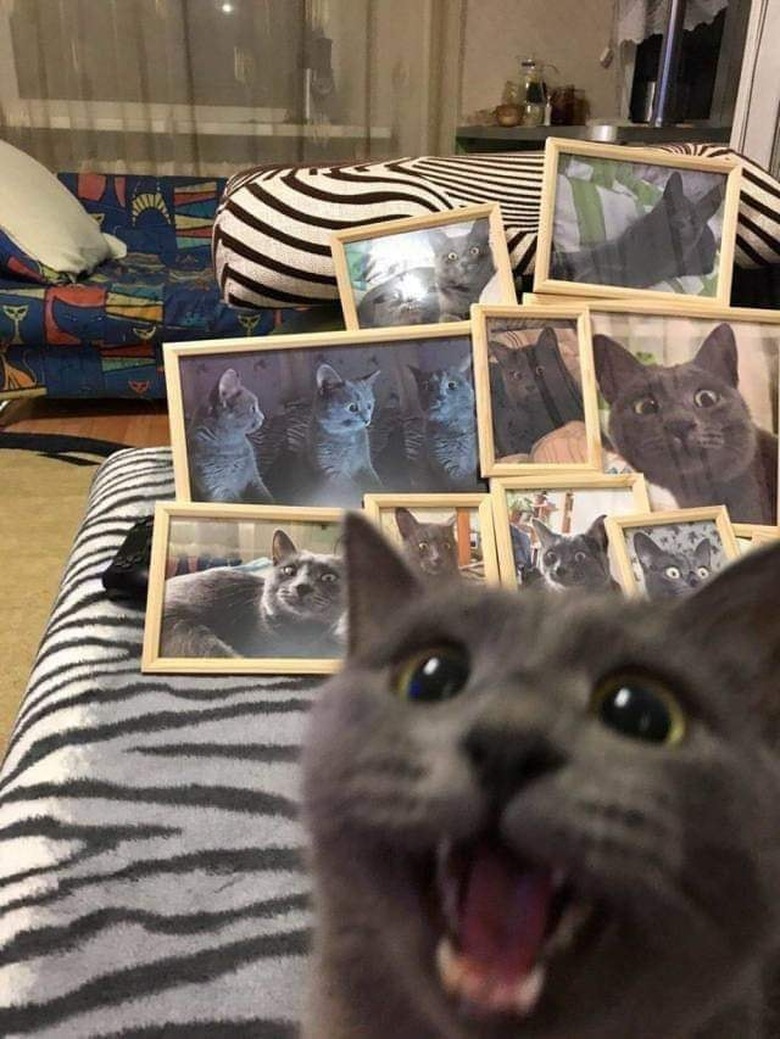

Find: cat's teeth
<box><xmin>543</xmin><ymin>899</ymin><xmax>593</xmax><ymax>958</ymax></box>
<box><xmin>435</xmin><ymin>840</ymin><xmax>460</xmax><ymax>934</ymax></box>
<box><xmin>436</xmin><ymin>937</ymin><xmax>546</xmax><ymax>1018</ymax></box>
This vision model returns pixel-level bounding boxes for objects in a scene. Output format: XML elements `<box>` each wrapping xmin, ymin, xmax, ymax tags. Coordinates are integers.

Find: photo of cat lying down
<box><xmin>301</xmin><ymin>512</ymin><xmax>780</xmax><ymax>1039</ymax></box>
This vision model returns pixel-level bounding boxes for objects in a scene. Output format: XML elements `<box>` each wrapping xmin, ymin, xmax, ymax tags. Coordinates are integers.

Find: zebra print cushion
<box><xmin>0</xmin><ymin>448</ymin><xmax>313</xmax><ymax>1037</ymax></box>
<box><xmin>214</xmin><ymin>145</ymin><xmax>780</xmax><ymax>309</ymax></box>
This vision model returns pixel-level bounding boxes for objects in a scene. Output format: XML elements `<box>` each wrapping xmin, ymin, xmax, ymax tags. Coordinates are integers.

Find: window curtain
<box><xmin>0</xmin><ymin>0</ymin><xmax>465</xmax><ymax>176</ymax></box>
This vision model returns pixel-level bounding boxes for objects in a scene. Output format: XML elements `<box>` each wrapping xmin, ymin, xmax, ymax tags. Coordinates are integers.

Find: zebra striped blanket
<box><xmin>0</xmin><ymin>448</ymin><xmax>314</xmax><ymax>1037</ymax></box>
<box><xmin>214</xmin><ymin>144</ymin><xmax>780</xmax><ymax>308</ymax></box>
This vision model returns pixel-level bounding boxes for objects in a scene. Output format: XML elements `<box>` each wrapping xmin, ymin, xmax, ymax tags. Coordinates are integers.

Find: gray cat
<box><xmin>160</xmin><ymin>529</ymin><xmax>344</xmax><ymax>658</ymax></box>
<box><xmin>357</xmin><ymin>267</ymin><xmax>440</xmax><ymax>328</ymax></box>
<box><xmin>307</xmin><ymin>362</ymin><xmax>383</xmax><ymax>505</ymax></box>
<box><xmin>532</xmin><ymin>515</ymin><xmax>618</xmax><ymax>593</ymax></box>
<box><xmin>302</xmin><ymin>513</ymin><xmax>780</xmax><ymax>1039</ymax></box>
<box><xmin>552</xmin><ymin>172</ymin><xmax>723</xmax><ymax>288</ymax></box>
<box><xmin>409</xmin><ymin>356</ymin><xmax>481</xmax><ymax>491</ymax></box>
<box><xmin>593</xmin><ymin>323</ymin><xmax>779</xmax><ymax>524</ymax></box>
<box><xmin>634</xmin><ymin>530</ymin><xmax>713</xmax><ymax>600</ymax></box>
<box><xmin>395</xmin><ymin>506</ymin><xmax>458</xmax><ymax>580</ymax></box>
<box><xmin>430</xmin><ymin>220</ymin><xmax>496</xmax><ymax>321</ymax></box>
<box><xmin>187</xmin><ymin>367</ymin><xmax>272</xmax><ymax>504</ymax></box>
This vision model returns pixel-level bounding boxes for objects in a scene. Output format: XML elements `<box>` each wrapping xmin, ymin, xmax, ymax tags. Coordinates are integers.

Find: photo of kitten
<box><xmin>302</xmin><ymin>512</ymin><xmax>780</xmax><ymax>1039</ymax></box>
<box><xmin>143</xmin><ymin>505</ymin><xmax>346</xmax><ymax>673</ymax></box>
<box><xmin>548</xmin><ymin>152</ymin><xmax>729</xmax><ymax>296</ymax></box>
<box><xmin>591</xmin><ymin>310</ymin><xmax>780</xmax><ymax>524</ymax></box>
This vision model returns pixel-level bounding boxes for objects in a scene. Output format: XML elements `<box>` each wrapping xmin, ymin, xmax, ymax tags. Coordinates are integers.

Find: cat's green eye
<box><xmin>592</xmin><ymin>674</ymin><xmax>686</xmax><ymax>745</ymax></box>
<box><xmin>633</xmin><ymin>396</ymin><xmax>659</xmax><ymax>415</ymax></box>
<box><xmin>393</xmin><ymin>646</ymin><xmax>470</xmax><ymax>704</ymax></box>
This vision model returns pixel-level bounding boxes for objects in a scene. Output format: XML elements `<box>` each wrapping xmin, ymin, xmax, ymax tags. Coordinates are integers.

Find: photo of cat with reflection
<box><xmin>302</xmin><ymin>512</ymin><xmax>780</xmax><ymax>1039</ymax></box>
<box><xmin>593</xmin><ymin>321</ymin><xmax>779</xmax><ymax>524</ymax></box>
<box><xmin>160</xmin><ymin>526</ymin><xmax>345</xmax><ymax>660</ymax></box>
<box><xmin>178</xmin><ymin>336</ymin><xmax>486</xmax><ymax>509</ymax></box>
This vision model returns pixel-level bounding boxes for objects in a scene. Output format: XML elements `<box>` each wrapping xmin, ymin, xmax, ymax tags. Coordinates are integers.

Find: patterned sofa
<box><xmin>0</xmin><ymin>174</ymin><xmax>295</xmax><ymax>400</ymax></box>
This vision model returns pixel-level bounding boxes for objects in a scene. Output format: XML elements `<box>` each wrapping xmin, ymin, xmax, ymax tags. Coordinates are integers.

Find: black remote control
<box><xmin>102</xmin><ymin>514</ymin><xmax>155</xmax><ymax>602</ymax></box>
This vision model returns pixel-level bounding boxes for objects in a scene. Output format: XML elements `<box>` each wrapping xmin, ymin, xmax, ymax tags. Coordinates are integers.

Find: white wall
<box><xmin>731</xmin><ymin>0</ymin><xmax>780</xmax><ymax>174</ymax></box>
<box><xmin>460</xmin><ymin>0</ymin><xmax>621</xmax><ymax>123</ymax></box>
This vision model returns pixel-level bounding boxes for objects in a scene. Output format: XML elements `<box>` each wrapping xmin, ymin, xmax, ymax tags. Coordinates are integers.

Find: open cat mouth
<box><xmin>428</xmin><ymin>834</ymin><xmax>600</xmax><ymax>1020</ymax></box>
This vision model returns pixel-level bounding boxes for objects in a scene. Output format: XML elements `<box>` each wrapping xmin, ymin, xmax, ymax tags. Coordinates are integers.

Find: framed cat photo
<box><xmin>165</xmin><ymin>323</ymin><xmax>488</xmax><ymax>510</ymax></box>
<box><xmin>362</xmin><ymin>493</ymin><xmax>499</xmax><ymax>585</ymax></box>
<box><xmin>490</xmin><ymin>472</ymin><xmax>650</xmax><ymax>592</ymax></box>
<box><xmin>586</xmin><ymin>302</ymin><xmax>780</xmax><ymax>525</ymax></box>
<box><xmin>471</xmin><ymin>303</ymin><xmax>602</xmax><ymax>476</ymax></box>
<box><xmin>142</xmin><ymin>501</ymin><xmax>347</xmax><ymax>675</ymax></box>
<box><xmin>605</xmin><ymin>506</ymin><xmax>739</xmax><ymax>600</ymax></box>
<box><xmin>330</xmin><ymin>202</ymin><xmax>517</xmax><ymax>331</ymax></box>
<box><xmin>534</xmin><ymin>138</ymin><xmax>741</xmax><ymax>306</ymax></box>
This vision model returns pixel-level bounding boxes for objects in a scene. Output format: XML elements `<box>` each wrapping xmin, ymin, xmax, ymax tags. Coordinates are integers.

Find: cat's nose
<box><xmin>296</xmin><ymin>583</ymin><xmax>312</xmax><ymax>599</ymax></box>
<box><xmin>665</xmin><ymin>418</ymin><xmax>696</xmax><ymax>443</ymax></box>
<box><xmin>462</xmin><ymin>721</ymin><xmax>565</xmax><ymax>802</ymax></box>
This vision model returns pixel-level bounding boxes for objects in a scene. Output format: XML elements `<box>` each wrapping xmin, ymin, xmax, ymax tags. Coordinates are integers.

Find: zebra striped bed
<box><xmin>0</xmin><ymin>448</ymin><xmax>314</xmax><ymax>1037</ymax></box>
<box><xmin>214</xmin><ymin>145</ymin><xmax>780</xmax><ymax>309</ymax></box>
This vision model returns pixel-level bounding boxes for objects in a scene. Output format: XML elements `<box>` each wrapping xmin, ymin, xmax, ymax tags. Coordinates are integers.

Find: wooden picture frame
<box><xmin>362</xmin><ymin>492</ymin><xmax>499</xmax><ymax>585</ymax></box>
<box><xmin>490</xmin><ymin>472</ymin><xmax>650</xmax><ymax>590</ymax></box>
<box><xmin>733</xmin><ymin>523</ymin><xmax>780</xmax><ymax>554</ymax></box>
<box><xmin>534</xmin><ymin>138</ymin><xmax>741</xmax><ymax>306</ymax></box>
<box><xmin>605</xmin><ymin>506</ymin><xmax>738</xmax><ymax>599</ymax></box>
<box><xmin>142</xmin><ymin>501</ymin><xmax>346</xmax><ymax>675</ymax></box>
<box><xmin>471</xmin><ymin>303</ymin><xmax>602</xmax><ymax>476</ymax></box>
<box><xmin>584</xmin><ymin>301</ymin><xmax>780</xmax><ymax>525</ymax></box>
<box><xmin>165</xmin><ymin>323</ymin><xmax>487</xmax><ymax>508</ymax></box>
<box><xmin>330</xmin><ymin>202</ymin><xmax>517</xmax><ymax>330</ymax></box>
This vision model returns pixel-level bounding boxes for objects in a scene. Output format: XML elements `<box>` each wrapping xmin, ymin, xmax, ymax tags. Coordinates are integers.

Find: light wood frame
<box><xmin>490</xmin><ymin>472</ymin><xmax>650</xmax><ymax>588</ymax></box>
<box><xmin>471</xmin><ymin>303</ymin><xmax>602</xmax><ymax>476</ymax></box>
<box><xmin>733</xmin><ymin>523</ymin><xmax>780</xmax><ymax>552</ymax></box>
<box><xmin>605</xmin><ymin>506</ymin><xmax>739</xmax><ymax>597</ymax></box>
<box><xmin>164</xmin><ymin>322</ymin><xmax>480</xmax><ymax>505</ymax></box>
<box><xmin>330</xmin><ymin>202</ymin><xmax>517</xmax><ymax>330</ymax></box>
<box><xmin>534</xmin><ymin>138</ymin><xmax>742</xmax><ymax>306</ymax></box>
<box><xmin>583</xmin><ymin>301</ymin><xmax>780</xmax><ymax>524</ymax></box>
<box><xmin>362</xmin><ymin>492</ymin><xmax>500</xmax><ymax>584</ymax></box>
<box><xmin>142</xmin><ymin>501</ymin><xmax>346</xmax><ymax>675</ymax></box>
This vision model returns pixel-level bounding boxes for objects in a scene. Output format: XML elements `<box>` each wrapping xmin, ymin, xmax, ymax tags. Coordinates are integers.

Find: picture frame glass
<box><xmin>625</xmin><ymin>518</ymin><xmax>729</xmax><ymax>599</ymax></box>
<box><xmin>551</xmin><ymin>155</ymin><xmax>728</xmax><ymax>296</ymax></box>
<box><xmin>176</xmin><ymin>332</ymin><xmax>487</xmax><ymax>507</ymax></box>
<box><xmin>502</xmin><ymin>484</ymin><xmax>640</xmax><ymax>591</ymax></box>
<box><xmin>590</xmin><ymin>310</ymin><xmax>780</xmax><ymax>524</ymax></box>
<box><xmin>158</xmin><ymin>514</ymin><xmax>346</xmax><ymax>663</ymax></box>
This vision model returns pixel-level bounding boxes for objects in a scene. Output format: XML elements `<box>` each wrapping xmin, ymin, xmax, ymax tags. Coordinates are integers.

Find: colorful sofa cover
<box><xmin>0</xmin><ymin>174</ymin><xmax>291</xmax><ymax>400</ymax></box>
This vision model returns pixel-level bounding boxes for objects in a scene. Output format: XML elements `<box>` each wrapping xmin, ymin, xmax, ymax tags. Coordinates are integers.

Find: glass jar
<box><xmin>518</xmin><ymin>58</ymin><xmax>546</xmax><ymax>127</ymax></box>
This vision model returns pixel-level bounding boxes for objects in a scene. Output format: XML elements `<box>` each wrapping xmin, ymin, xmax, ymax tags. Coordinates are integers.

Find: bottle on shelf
<box><xmin>518</xmin><ymin>57</ymin><xmax>547</xmax><ymax>128</ymax></box>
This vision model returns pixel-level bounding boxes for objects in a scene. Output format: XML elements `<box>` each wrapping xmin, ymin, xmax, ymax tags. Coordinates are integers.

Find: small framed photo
<box><xmin>587</xmin><ymin>302</ymin><xmax>780</xmax><ymax>524</ymax></box>
<box><xmin>165</xmin><ymin>323</ymin><xmax>486</xmax><ymax>509</ymax></box>
<box><xmin>142</xmin><ymin>502</ymin><xmax>346</xmax><ymax>674</ymax></box>
<box><xmin>471</xmin><ymin>303</ymin><xmax>601</xmax><ymax>475</ymax></box>
<box><xmin>362</xmin><ymin>493</ymin><xmax>499</xmax><ymax>584</ymax></box>
<box><xmin>534</xmin><ymin>138</ymin><xmax>741</xmax><ymax>305</ymax></box>
<box><xmin>331</xmin><ymin>202</ymin><xmax>517</xmax><ymax>330</ymax></box>
<box><xmin>733</xmin><ymin>523</ymin><xmax>780</xmax><ymax>554</ymax></box>
<box><xmin>605</xmin><ymin>507</ymin><xmax>738</xmax><ymax>599</ymax></box>
<box><xmin>491</xmin><ymin>472</ymin><xmax>650</xmax><ymax>591</ymax></box>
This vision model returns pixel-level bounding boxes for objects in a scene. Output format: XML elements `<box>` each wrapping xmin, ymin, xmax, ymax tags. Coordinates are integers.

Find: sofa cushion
<box><xmin>0</xmin><ymin>141</ymin><xmax>126</xmax><ymax>284</ymax></box>
<box><xmin>214</xmin><ymin>145</ymin><xmax>780</xmax><ymax>308</ymax></box>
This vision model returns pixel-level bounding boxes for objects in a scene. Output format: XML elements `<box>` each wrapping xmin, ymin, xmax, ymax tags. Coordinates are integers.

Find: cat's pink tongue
<box><xmin>459</xmin><ymin>841</ymin><xmax>553</xmax><ymax>982</ymax></box>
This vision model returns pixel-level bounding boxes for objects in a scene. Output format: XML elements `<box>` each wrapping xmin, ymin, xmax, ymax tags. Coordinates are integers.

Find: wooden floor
<box><xmin>0</xmin><ymin>396</ymin><xmax>171</xmax><ymax>447</ymax></box>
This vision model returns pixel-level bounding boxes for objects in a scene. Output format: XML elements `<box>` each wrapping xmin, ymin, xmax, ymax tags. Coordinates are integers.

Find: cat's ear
<box><xmin>592</xmin><ymin>334</ymin><xmax>645</xmax><ymax>404</ymax></box>
<box><xmin>468</xmin><ymin>219</ymin><xmax>490</xmax><ymax>244</ymax></box>
<box><xmin>532</xmin><ymin>518</ymin><xmax>554</xmax><ymax>548</ymax></box>
<box><xmin>696</xmin><ymin>182</ymin><xmax>724</xmax><ymax>223</ymax></box>
<box><xmin>585</xmin><ymin>514</ymin><xmax>609</xmax><ymax>552</ymax></box>
<box><xmin>394</xmin><ymin>507</ymin><xmax>418</xmax><ymax>539</ymax></box>
<box><xmin>673</xmin><ymin>542</ymin><xmax>780</xmax><ymax>733</ymax></box>
<box><xmin>218</xmin><ymin>368</ymin><xmax>242</xmax><ymax>405</ymax></box>
<box><xmin>489</xmin><ymin>341</ymin><xmax>515</xmax><ymax>367</ymax></box>
<box><xmin>662</xmin><ymin>171</ymin><xmax>685</xmax><ymax>204</ymax></box>
<box><xmin>343</xmin><ymin>513</ymin><xmax>422</xmax><ymax>655</ymax></box>
<box><xmin>429</xmin><ymin>229</ymin><xmax>448</xmax><ymax>251</ymax></box>
<box><xmin>457</xmin><ymin>353</ymin><xmax>473</xmax><ymax>375</ymax></box>
<box><xmin>694</xmin><ymin>538</ymin><xmax>712</xmax><ymax>568</ymax></box>
<box><xmin>362</xmin><ymin>368</ymin><xmax>381</xmax><ymax>388</ymax></box>
<box><xmin>272</xmin><ymin>528</ymin><xmax>297</xmax><ymax>564</ymax></box>
<box><xmin>695</xmin><ymin>323</ymin><xmax>738</xmax><ymax>387</ymax></box>
<box><xmin>632</xmin><ymin>530</ymin><xmax>662</xmax><ymax>567</ymax></box>
<box><xmin>316</xmin><ymin>364</ymin><xmax>342</xmax><ymax>393</ymax></box>
<box><xmin>536</xmin><ymin>326</ymin><xmax>560</xmax><ymax>354</ymax></box>
<box><xmin>406</xmin><ymin>364</ymin><xmax>425</xmax><ymax>387</ymax></box>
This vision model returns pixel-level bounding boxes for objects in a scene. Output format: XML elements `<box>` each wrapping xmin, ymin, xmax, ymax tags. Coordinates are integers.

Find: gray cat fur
<box><xmin>301</xmin><ymin>513</ymin><xmax>780</xmax><ymax>1039</ymax></box>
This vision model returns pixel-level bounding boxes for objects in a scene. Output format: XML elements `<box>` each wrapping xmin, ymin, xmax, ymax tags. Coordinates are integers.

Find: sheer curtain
<box><xmin>0</xmin><ymin>0</ymin><xmax>465</xmax><ymax>175</ymax></box>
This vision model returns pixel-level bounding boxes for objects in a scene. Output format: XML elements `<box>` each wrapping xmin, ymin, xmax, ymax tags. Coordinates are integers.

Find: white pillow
<box><xmin>0</xmin><ymin>140</ymin><xmax>126</xmax><ymax>277</ymax></box>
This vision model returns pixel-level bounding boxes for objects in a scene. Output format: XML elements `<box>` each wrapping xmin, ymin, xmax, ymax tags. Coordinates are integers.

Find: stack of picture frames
<box><xmin>142</xmin><ymin>138</ymin><xmax>780</xmax><ymax>677</ymax></box>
